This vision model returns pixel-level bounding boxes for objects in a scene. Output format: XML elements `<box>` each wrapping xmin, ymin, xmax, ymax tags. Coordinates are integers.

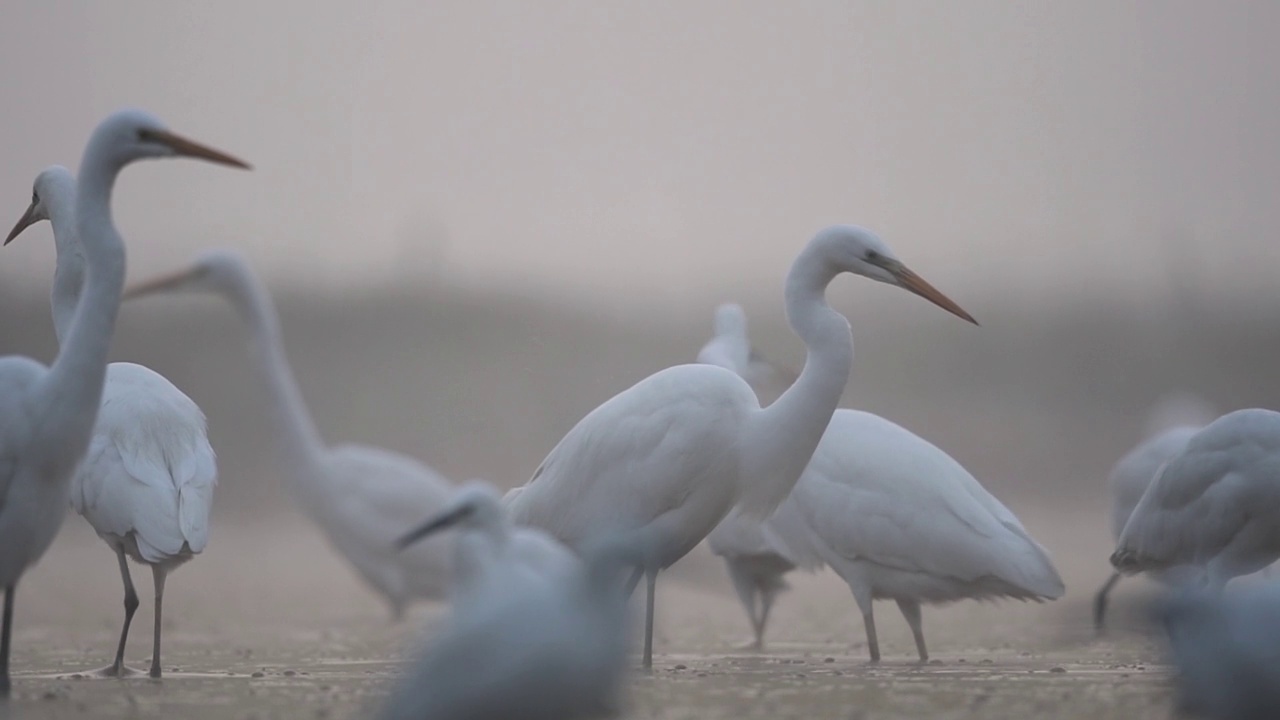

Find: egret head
<box><xmin>122</xmin><ymin>249</ymin><xmax>253</xmax><ymax>302</ymax></box>
<box><xmin>83</xmin><ymin>109</ymin><xmax>250</xmax><ymax>172</ymax></box>
<box><xmin>395</xmin><ymin>481</ymin><xmax>505</xmax><ymax>551</ymax></box>
<box><xmin>5</xmin><ymin>166</ymin><xmax>76</xmax><ymax>246</ymax></box>
<box><xmin>813</xmin><ymin>224</ymin><xmax>977</xmax><ymax>325</ymax></box>
<box><xmin>712</xmin><ymin>303</ymin><xmax>748</xmax><ymax>339</ymax></box>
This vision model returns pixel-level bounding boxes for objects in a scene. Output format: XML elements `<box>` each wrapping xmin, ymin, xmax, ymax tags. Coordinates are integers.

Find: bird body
<box><xmin>0</xmin><ymin>109</ymin><xmax>247</xmax><ymax>695</ymax></box>
<box><xmin>379</xmin><ymin>538</ymin><xmax>637</xmax><ymax>720</ymax></box>
<box><xmin>124</xmin><ymin>251</ymin><xmax>454</xmax><ymax>617</ymax></box>
<box><xmin>506</xmin><ymin>225</ymin><xmax>976</xmax><ymax>668</ymax></box>
<box><xmin>9</xmin><ymin>166</ymin><xmax>218</xmax><ymax>677</ymax></box>
<box><xmin>1114</xmin><ymin>408</ymin><xmax>1280</xmax><ymax>589</ymax></box>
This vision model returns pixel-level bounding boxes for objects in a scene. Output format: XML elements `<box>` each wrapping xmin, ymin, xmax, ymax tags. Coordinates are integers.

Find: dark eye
<box><xmin>865</xmin><ymin>250</ymin><xmax>880</xmax><ymax>262</ymax></box>
<box><xmin>31</xmin><ymin>191</ymin><xmax>38</xmax><ymax>205</ymax></box>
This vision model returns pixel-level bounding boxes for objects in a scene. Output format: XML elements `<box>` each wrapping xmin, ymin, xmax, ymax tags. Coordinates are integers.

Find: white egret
<box><xmin>1158</xmin><ymin>582</ymin><xmax>1280</xmax><ymax>719</ymax></box>
<box><xmin>396</xmin><ymin>481</ymin><xmax>579</xmax><ymax>601</ymax></box>
<box><xmin>0</xmin><ymin>109</ymin><xmax>247</xmax><ymax>696</ymax></box>
<box><xmin>505</xmin><ymin>225</ymin><xmax>977</xmax><ymax>668</ymax></box>
<box><xmin>7</xmin><ymin>166</ymin><xmax>218</xmax><ymax>678</ymax></box>
<box><xmin>123</xmin><ymin>250</ymin><xmax>455</xmax><ymax>617</ymax></box>
<box><xmin>1113</xmin><ymin>409</ymin><xmax>1280</xmax><ymax>591</ymax></box>
<box><xmin>697</xmin><ymin>303</ymin><xmax>821</xmax><ymax>650</ymax></box>
<box><xmin>378</xmin><ymin>537</ymin><xmax>639</xmax><ymax>720</ymax></box>
<box><xmin>1092</xmin><ymin>394</ymin><xmax>1217</xmax><ymax>633</ymax></box>
<box><xmin>790</xmin><ymin>410</ymin><xmax>1064</xmax><ymax>662</ymax></box>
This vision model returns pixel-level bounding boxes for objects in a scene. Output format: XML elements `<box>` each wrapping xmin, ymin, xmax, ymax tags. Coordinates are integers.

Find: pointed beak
<box><xmin>122</xmin><ymin>268</ymin><xmax>196</xmax><ymax>301</ymax></box>
<box><xmin>883</xmin><ymin>261</ymin><xmax>978</xmax><ymax>325</ymax></box>
<box><xmin>138</xmin><ymin>129</ymin><xmax>252</xmax><ymax>170</ymax></box>
<box><xmin>4</xmin><ymin>202</ymin><xmax>39</xmax><ymax>246</ymax></box>
<box><xmin>395</xmin><ymin>505</ymin><xmax>473</xmax><ymax>551</ymax></box>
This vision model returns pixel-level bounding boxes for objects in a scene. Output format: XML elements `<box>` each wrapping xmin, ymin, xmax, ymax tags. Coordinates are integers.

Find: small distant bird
<box><xmin>1092</xmin><ymin>394</ymin><xmax>1217</xmax><ymax>633</ymax></box>
<box><xmin>696</xmin><ymin>303</ymin><xmax>820</xmax><ymax>649</ymax></box>
<box><xmin>1158</xmin><ymin>582</ymin><xmax>1280</xmax><ymax>720</ymax></box>
<box><xmin>1112</xmin><ymin>409</ymin><xmax>1280</xmax><ymax>592</ymax></box>
<box><xmin>8</xmin><ymin>165</ymin><xmax>217</xmax><ymax>679</ymax></box>
<box><xmin>378</xmin><ymin>536</ymin><xmax>639</xmax><ymax>720</ymax></box>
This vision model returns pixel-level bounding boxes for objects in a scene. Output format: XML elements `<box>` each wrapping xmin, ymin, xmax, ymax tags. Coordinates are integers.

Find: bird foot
<box><xmin>89</xmin><ymin>664</ymin><xmax>148</xmax><ymax>679</ymax></box>
<box><xmin>732</xmin><ymin>640</ymin><xmax>764</xmax><ymax>652</ymax></box>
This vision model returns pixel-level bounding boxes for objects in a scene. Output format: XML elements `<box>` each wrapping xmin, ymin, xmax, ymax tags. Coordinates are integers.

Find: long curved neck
<box><xmin>738</xmin><ymin>244</ymin><xmax>852</xmax><ymax>516</ymax></box>
<box><xmin>34</xmin><ymin>155</ymin><xmax>126</xmax><ymax>448</ymax></box>
<box><xmin>227</xmin><ymin>266</ymin><xmax>328</xmax><ymax>477</ymax></box>
<box><xmin>45</xmin><ymin>192</ymin><xmax>87</xmax><ymax>346</ymax></box>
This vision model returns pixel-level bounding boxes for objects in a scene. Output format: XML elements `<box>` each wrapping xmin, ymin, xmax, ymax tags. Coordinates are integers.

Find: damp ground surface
<box><xmin>4</xmin><ymin>515</ymin><xmax>1180</xmax><ymax>720</ymax></box>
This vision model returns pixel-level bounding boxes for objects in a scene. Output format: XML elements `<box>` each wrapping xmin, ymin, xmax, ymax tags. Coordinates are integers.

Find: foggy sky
<box><xmin>1</xmin><ymin>1</ymin><xmax>1277</xmax><ymax>311</ymax></box>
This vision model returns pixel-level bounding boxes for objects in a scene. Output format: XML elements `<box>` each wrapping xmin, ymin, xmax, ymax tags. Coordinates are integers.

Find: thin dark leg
<box><xmin>755</xmin><ymin>592</ymin><xmax>776</xmax><ymax>650</ymax></box>
<box><xmin>1093</xmin><ymin>572</ymin><xmax>1122</xmax><ymax>635</ymax></box>
<box><xmin>1</xmin><ymin>585</ymin><xmax>14</xmax><ymax>698</ymax></box>
<box><xmin>862</xmin><ymin>607</ymin><xmax>880</xmax><ymax>663</ymax></box>
<box><xmin>109</xmin><ymin>549</ymin><xmax>140</xmax><ymax>676</ymax></box>
<box><xmin>149</xmin><ymin>566</ymin><xmax>167</xmax><ymax>679</ymax></box>
<box><xmin>895</xmin><ymin>598</ymin><xmax>928</xmax><ymax>663</ymax></box>
<box><xmin>642</xmin><ymin>569</ymin><xmax>657</xmax><ymax>671</ymax></box>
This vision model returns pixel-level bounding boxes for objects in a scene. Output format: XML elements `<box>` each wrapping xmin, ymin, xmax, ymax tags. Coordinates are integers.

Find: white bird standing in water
<box><xmin>123</xmin><ymin>250</ymin><xmax>454</xmax><ymax>617</ymax></box>
<box><xmin>699</xmin><ymin>303</ymin><xmax>1061</xmax><ymax>662</ymax></box>
<box><xmin>378</xmin><ymin>536</ymin><xmax>640</xmax><ymax>720</ymax></box>
<box><xmin>6</xmin><ymin>166</ymin><xmax>217</xmax><ymax>679</ymax></box>
<box><xmin>697</xmin><ymin>303</ymin><xmax>821</xmax><ymax>650</ymax></box>
<box><xmin>505</xmin><ymin>225</ymin><xmax>976</xmax><ymax>669</ymax></box>
<box><xmin>0</xmin><ymin>110</ymin><xmax>247</xmax><ymax>696</ymax></box>
<box><xmin>397</xmin><ymin>481</ymin><xmax>579</xmax><ymax>601</ymax></box>
<box><xmin>1113</xmin><ymin>409</ymin><xmax>1280</xmax><ymax>591</ymax></box>
<box><xmin>1092</xmin><ymin>394</ymin><xmax>1217</xmax><ymax>633</ymax></box>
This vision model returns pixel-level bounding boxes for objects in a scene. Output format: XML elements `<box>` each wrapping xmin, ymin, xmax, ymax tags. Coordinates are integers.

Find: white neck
<box><xmin>33</xmin><ymin>144</ymin><xmax>127</xmax><ymax>457</ymax></box>
<box><xmin>42</xmin><ymin>189</ymin><xmax>87</xmax><ymax>346</ymax></box>
<box><xmin>737</xmin><ymin>237</ymin><xmax>852</xmax><ymax>516</ymax></box>
<box><xmin>221</xmin><ymin>263</ymin><xmax>328</xmax><ymax>482</ymax></box>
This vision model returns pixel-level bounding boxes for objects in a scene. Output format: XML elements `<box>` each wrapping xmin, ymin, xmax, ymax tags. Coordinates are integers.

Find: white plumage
<box><xmin>123</xmin><ymin>250</ymin><xmax>454</xmax><ymax>618</ymax></box>
<box><xmin>1092</xmin><ymin>394</ymin><xmax>1217</xmax><ymax>632</ymax></box>
<box><xmin>506</xmin><ymin>226</ymin><xmax>976</xmax><ymax>668</ymax></box>
<box><xmin>697</xmin><ymin>303</ymin><xmax>816</xmax><ymax>649</ymax></box>
<box><xmin>1113</xmin><ymin>408</ymin><xmax>1280</xmax><ymax>590</ymax></box>
<box><xmin>11</xmin><ymin>167</ymin><xmax>218</xmax><ymax>677</ymax></box>
<box><xmin>0</xmin><ymin>110</ymin><xmax>247</xmax><ymax>695</ymax></box>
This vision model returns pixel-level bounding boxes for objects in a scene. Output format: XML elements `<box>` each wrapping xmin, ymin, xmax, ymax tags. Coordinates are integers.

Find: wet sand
<box><xmin>5</xmin><ymin>511</ymin><xmax>1178</xmax><ymax>720</ymax></box>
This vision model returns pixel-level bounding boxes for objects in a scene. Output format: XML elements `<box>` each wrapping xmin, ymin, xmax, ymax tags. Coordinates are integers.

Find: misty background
<box><xmin>1</xmin><ymin>0</ymin><xmax>1278</xmax><ymax>622</ymax></box>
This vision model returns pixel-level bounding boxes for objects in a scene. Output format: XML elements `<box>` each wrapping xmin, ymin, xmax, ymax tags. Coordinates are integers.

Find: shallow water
<box><xmin>4</xmin><ymin>513</ymin><xmax>1178</xmax><ymax>719</ymax></box>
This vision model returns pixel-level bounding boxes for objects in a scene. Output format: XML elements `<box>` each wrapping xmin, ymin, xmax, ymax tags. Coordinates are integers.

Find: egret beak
<box><xmin>395</xmin><ymin>505</ymin><xmax>474</xmax><ymax>551</ymax></box>
<box><xmin>122</xmin><ymin>268</ymin><xmax>197</xmax><ymax>301</ymax></box>
<box><xmin>879</xmin><ymin>259</ymin><xmax>978</xmax><ymax>325</ymax></box>
<box><xmin>138</xmin><ymin>129</ymin><xmax>252</xmax><ymax>170</ymax></box>
<box><xmin>4</xmin><ymin>202</ymin><xmax>39</xmax><ymax>246</ymax></box>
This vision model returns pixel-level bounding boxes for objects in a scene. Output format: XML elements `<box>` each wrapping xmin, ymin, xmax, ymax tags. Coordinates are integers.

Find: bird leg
<box><xmin>1092</xmin><ymin>572</ymin><xmax>1122</xmax><ymax>635</ymax></box>
<box><xmin>149</xmin><ymin>566</ymin><xmax>167</xmax><ymax>679</ymax></box>
<box><xmin>861</xmin><ymin>607</ymin><xmax>881</xmax><ymax>663</ymax></box>
<box><xmin>755</xmin><ymin>591</ymin><xmax>777</xmax><ymax>651</ymax></box>
<box><xmin>97</xmin><ymin>547</ymin><xmax>143</xmax><ymax>678</ymax></box>
<box><xmin>642</xmin><ymin>569</ymin><xmax>657</xmax><ymax>671</ymax></box>
<box><xmin>895</xmin><ymin>599</ymin><xmax>928</xmax><ymax>663</ymax></box>
<box><xmin>1</xmin><ymin>584</ymin><xmax>14</xmax><ymax>697</ymax></box>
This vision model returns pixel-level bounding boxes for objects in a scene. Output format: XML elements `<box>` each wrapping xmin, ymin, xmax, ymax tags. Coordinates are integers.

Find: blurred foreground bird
<box><xmin>378</xmin><ymin>536</ymin><xmax>639</xmax><ymax>720</ymax></box>
<box><xmin>1113</xmin><ymin>409</ymin><xmax>1280</xmax><ymax>593</ymax></box>
<box><xmin>0</xmin><ymin>110</ymin><xmax>246</xmax><ymax>696</ymax></box>
<box><xmin>1092</xmin><ymin>393</ymin><xmax>1217</xmax><ymax>633</ymax></box>
<box><xmin>1159</xmin><ymin>582</ymin><xmax>1280</xmax><ymax>720</ymax></box>
<box><xmin>7</xmin><ymin>166</ymin><xmax>218</xmax><ymax>678</ymax></box>
<box><xmin>506</xmin><ymin>226</ymin><xmax>976</xmax><ymax>669</ymax></box>
<box><xmin>396</xmin><ymin>481</ymin><xmax>578</xmax><ymax>601</ymax></box>
<box><xmin>123</xmin><ymin>250</ymin><xmax>454</xmax><ymax>618</ymax></box>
